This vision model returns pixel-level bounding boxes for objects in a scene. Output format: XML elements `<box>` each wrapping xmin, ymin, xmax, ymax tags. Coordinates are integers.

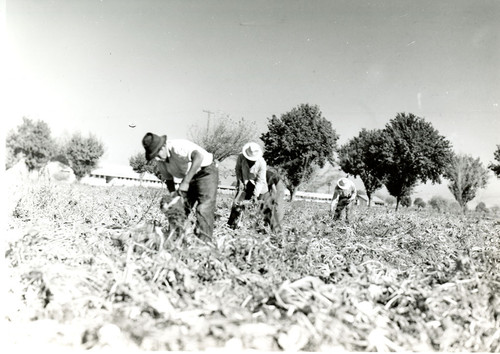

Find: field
<box><xmin>4</xmin><ymin>182</ymin><xmax>500</xmax><ymax>351</ymax></box>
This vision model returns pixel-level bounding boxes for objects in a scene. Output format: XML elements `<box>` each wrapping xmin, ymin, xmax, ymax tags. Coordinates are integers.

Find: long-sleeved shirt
<box><xmin>235</xmin><ymin>153</ymin><xmax>268</xmax><ymax>196</ymax></box>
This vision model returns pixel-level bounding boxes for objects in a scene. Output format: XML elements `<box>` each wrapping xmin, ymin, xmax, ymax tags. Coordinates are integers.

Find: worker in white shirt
<box><xmin>142</xmin><ymin>132</ymin><xmax>218</xmax><ymax>241</ymax></box>
<box><xmin>330</xmin><ymin>177</ymin><xmax>357</xmax><ymax>223</ymax></box>
<box><xmin>228</xmin><ymin>142</ymin><xmax>269</xmax><ymax>229</ymax></box>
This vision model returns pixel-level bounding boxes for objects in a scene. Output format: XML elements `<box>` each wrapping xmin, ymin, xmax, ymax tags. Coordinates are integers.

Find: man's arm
<box><xmin>253</xmin><ymin>161</ymin><xmax>267</xmax><ymax>197</ymax></box>
<box><xmin>330</xmin><ymin>188</ymin><xmax>340</xmax><ymax>212</ymax></box>
<box><xmin>155</xmin><ymin>161</ymin><xmax>176</xmax><ymax>193</ymax></box>
<box><xmin>178</xmin><ymin>150</ymin><xmax>204</xmax><ymax>193</ymax></box>
<box><xmin>166</xmin><ymin>180</ymin><xmax>177</xmax><ymax>193</ymax></box>
<box><xmin>349</xmin><ymin>185</ymin><xmax>357</xmax><ymax>202</ymax></box>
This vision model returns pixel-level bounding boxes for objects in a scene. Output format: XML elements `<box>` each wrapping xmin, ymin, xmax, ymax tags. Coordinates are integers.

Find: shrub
<box><xmin>475</xmin><ymin>202</ymin><xmax>489</xmax><ymax>213</ymax></box>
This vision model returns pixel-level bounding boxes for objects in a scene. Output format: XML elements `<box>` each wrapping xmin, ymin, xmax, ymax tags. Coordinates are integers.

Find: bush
<box><xmin>429</xmin><ymin>196</ymin><xmax>448</xmax><ymax>212</ymax></box>
<box><xmin>400</xmin><ymin>195</ymin><xmax>412</xmax><ymax>208</ymax></box>
<box><xmin>475</xmin><ymin>202</ymin><xmax>489</xmax><ymax>213</ymax></box>
<box><xmin>414</xmin><ymin>197</ymin><xmax>426</xmax><ymax>209</ymax></box>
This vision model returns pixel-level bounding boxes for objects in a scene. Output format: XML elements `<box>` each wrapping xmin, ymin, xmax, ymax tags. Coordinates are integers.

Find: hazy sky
<box><xmin>4</xmin><ymin>0</ymin><xmax>500</xmax><ymax>204</ymax></box>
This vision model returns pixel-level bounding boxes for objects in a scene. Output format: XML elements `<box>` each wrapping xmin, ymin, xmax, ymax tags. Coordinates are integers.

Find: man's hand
<box><xmin>239</xmin><ymin>180</ymin><xmax>249</xmax><ymax>191</ymax></box>
<box><xmin>178</xmin><ymin>180</ymin><xmax>189</xmax><ymax>194</ymax></box>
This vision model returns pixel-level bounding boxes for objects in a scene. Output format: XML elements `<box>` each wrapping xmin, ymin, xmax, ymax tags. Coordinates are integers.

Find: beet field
<box><xmin>4</xmin><ymin>182</ymin><xmax>500</xmax><ymax>351</ymax></box>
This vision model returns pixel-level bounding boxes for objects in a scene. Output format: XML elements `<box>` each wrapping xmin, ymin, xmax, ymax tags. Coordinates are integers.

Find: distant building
<box><xmin>81</xmin><ymin>165</ymin><xmax>164</xmax><ymax>188</ymax></box>
<box><xmin>357</xmin><ymin>194</ymin><xmax>386</xmax><ymax>207</ymax></box>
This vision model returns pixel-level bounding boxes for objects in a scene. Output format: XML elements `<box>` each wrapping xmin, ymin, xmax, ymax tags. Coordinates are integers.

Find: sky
<box><xmin>3</xmin><ymin>0</ymin><xmax>500</xmax><ymax>205</ymax></box>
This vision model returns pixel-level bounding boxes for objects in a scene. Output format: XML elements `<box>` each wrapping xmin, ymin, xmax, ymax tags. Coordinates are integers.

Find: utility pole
<box><xmin>202</xmin><ymin>110</ymin><xmax>214</xmax><ymax>133</ymax></box>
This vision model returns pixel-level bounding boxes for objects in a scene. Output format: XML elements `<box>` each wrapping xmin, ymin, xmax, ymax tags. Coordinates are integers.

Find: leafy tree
<box><xmin>129</xmin><ymin>152</ymin><xmax>159</xmax><ymax>183</ymax></box>
<box><xmin>475</xmin><ymin>202</ymin><xmax>488</xmax><ymax>213</ymax></box>
<box><xmin>260</xmin><ymin>104</ymin><xmax>338</xmax><ymax>200</ymax></box>
<box><xmin>381</xmin><ymin>113</ymin><xmax>452</xmax><ymax>210</ymax></box>
<box><xmin>51</xmin><ymin>149</ymin><xmax>71</xmax><ymax>166</ymax></box>
<box><xmin>444</xmin><ymin>153</ymin><xmax>489</xmax><ymax>213</ymax></box>
<box><xmin>429</xmin><ymin>196</ymin><xmax>448</xmax><ymax>212</ymax></box>
<box><xmin>189</xmin><ymin>113</ymin><xmax>259</xmax><ymax>162</ymax></box>
<box><xmin>63</xmin><ymin>132</ymin><xmax>105</xmax><ymax>180</ymax></box>
<box><xmin>414</xmin><ymin>197</ymin><xmax>426</xmax><ymax>209</ymax></box>
<box><xmin>129</xmin><ymin>152</ymin><xmax>155</xmax><ymax>175</ymax></box>
<box><xmin>489</xmin><ymin>145</ymin><xmax>500</xmax><ymax>177</ymax></box>
<box><xmin>338</xmin><ymin>128</ymin><xmax>386</xmax><ymax>207</ymax></box>
<box><xmin>6</xmin><ymin>117</ymin><xmax>57</xmax><ymax>171</ymax></box>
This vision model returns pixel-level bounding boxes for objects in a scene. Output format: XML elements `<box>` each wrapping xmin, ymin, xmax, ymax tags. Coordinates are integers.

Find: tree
<box><xmin>338</xmin><ymin>128</ymin><xmax>386</xmax><ymax>207</ymax></box>
<box><xmin>260</xmin><ymin>104</ymin><xmax>339</xmax><ymax>200</ymax></box>
<box><xmin>429</xmin><ymin>196</ymin><xmax>448</xmax><ymax>213</ymax></box>
<box><xmin>129</xmin><ymin>152</ymin><xmax>158</xmax><ymax>184</ymax></box>
<box><xmin>6</xmin><ymin>117</ymin><xmax>57</xmax><ymax>171</ymax></box>
<box><xmin>414</xmin><ymin>197</ymin><xmax>426</xmax><ymax>209</ymax></box>
<box><xmin>63</xmin><ymin>132</ymin><xmax>105</xmax><ymax>180</ymax></box>
<box><xmin>129</xmin><ymin>152</ymin><xmax>155</xmax><ymax>175</ymax></box>
<box><xmin>189</xmin><ymin>113</ymin><xmax>259</xmax><ymax>162</ymax></box>
<box><xmin>489</xmin><ymin>145</ymin><xmax>500</xmax><ymax>177</ymax></box>
<box><xmin>380</xmin><ymin>113</ymin><xmax>452</xmax><ymax>211</ymax></box>
<box><xmin>444</xmin><ymin>153</ymin><xmax>489</xmax><ymax>213</ymax></box>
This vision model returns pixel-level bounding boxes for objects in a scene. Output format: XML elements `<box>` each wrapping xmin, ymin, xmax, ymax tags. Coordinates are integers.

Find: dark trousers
<box><xmin>334</xmin><ymin>198</ymin><xmax>353</xmax><ymax>221</ymax></box>
<box><xmin>228</xmin><ymin>181</ymin><xmax>284</xmax><ymax>232</ymax></box>
<box><xmin>227</xmin><ymin>182</ymin><xmax>254</xmax><ymax>229</ymax></box>
<box><xmin>185</xmin><ymin>162</ymin><xmax>218</xmax><ymax>240</ymax></box>
<box><xmin>258</xmin><ymin>193</ymin><xmax>283</xmax><ymax>232</ymax></box>
<box><xmin>263</xmin><ymin>180</ymin><xmax>285</xmax><ymax>232</ymax></box>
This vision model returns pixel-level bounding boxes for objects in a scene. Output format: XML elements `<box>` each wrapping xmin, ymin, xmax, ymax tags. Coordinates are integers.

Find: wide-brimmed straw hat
<box><xmin>242</xmin><ymin>142</ymin><xmax>263</xmax><ymax>161</ymax></box>
<box><xmin>337</xmin><ymin>177</ymin><xmax>351</xmax><ymax>190</ymax></box>
<box><xmin>142</xmin><ymin>132</ymin><xmax>167</xmax><ymax>161</ymax></box>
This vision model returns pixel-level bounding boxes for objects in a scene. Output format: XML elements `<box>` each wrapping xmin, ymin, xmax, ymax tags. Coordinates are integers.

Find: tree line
<box><xmin>337</xmin><ymin>113</ymin><xmax>492</xmax><ymax>212</ymax></box>
<box><xmin>6</xmin><ymin>117</ymin><xmax>105</xmax><ymax>180</ymax></box>
<box><xmin>7</xmin><ymin>106</ymin><xmax>500</xmax><ymax>212</ymax></box>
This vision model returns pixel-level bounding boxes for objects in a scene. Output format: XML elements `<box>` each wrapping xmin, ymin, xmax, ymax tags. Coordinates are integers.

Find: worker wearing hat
<box><xmin>330</xmin><ymin>177</ymin><xmax>357</xmax><ymax>222</ymax></box>
<box><xmin>228</xmin><ymin>142</ymin><xmax>270</xmax><ymax>229</ymax></box>
<box><xmin>142</xmin><ymin>132</ymin><xmax>219</xmax><ymax>241</ymax></box>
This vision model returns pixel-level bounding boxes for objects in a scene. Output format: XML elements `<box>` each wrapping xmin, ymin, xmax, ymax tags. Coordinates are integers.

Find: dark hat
<box><xmin>142</xmin><ymin>132</ymin><xmax>167</xmax><ymax>161</ymax></box>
